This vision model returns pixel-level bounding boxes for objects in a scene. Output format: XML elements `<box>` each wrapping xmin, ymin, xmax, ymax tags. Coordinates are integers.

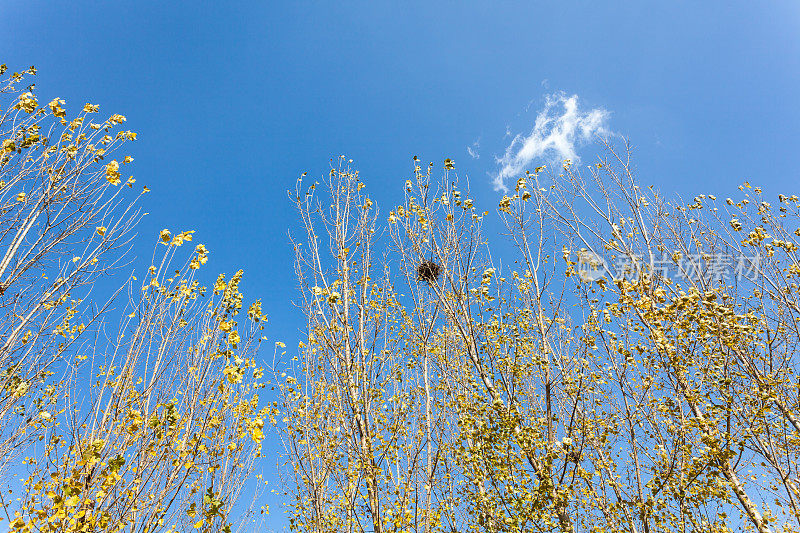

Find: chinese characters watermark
<box><xmin>574</xmin><ymin>249</ymin><xmax>761</xmax><ymax>284</ymax></box>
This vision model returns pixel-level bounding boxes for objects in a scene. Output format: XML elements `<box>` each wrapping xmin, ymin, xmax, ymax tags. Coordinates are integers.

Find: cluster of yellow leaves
<box><xmin>8</xmin><ymin>240</ymin><xmax>269</xmax><ymax>533</ymax></box>
<box><xmin>190</xmin><ymin>243</ymin><xmax>209</xmax><ymax>269</ymax></box>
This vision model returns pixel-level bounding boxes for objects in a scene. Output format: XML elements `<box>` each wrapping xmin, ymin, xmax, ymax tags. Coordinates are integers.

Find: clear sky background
<box><xmin>2</xmin><ymin>1</ymin><xmax>800</xmax><ymax>529</ymax></box>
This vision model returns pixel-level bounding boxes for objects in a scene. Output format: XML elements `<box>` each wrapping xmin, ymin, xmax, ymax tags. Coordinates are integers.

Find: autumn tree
<box><xmin>280</xmin><ymin>146</ymin><xmax>800</xmax><ymax>533</ymax></box>
<box><xmin>529</xmin><ymin>141</ymin><xmax>800</xmax><ymax>533</ymax></box>
<box><xmin>0</xmin><ymin>64</ymin><xmax>269</xmax><ymax>533</ymax></box>
<box><xmin>278</xmin><ymin>159</ymin><xmax>445</xmax><ymax>533</ymax></box>
<box><xmin>0</xmin><ymin>63</ymin><xmax>143</xmax><ymax>476</ymax></box>
<box><xmin>279</xmin><ymin>157</ymin><xmax>581</xmax><ymax>533</ymax></box>
<box><xmin>9</xmin><ymin>239</ymin><xmax>269</xmax><ymax>533</ymax></box>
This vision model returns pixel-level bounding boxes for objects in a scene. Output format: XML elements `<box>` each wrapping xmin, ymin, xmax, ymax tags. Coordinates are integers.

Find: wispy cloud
<box><xmin>467</xmin><ymin>139</ymin><xmax>480</xmax><ymax>159</ymax></box>
<box><xmin>493</xmin><ymin>93</ymin><xmax>610</xmax><ymax>191</ymax></box>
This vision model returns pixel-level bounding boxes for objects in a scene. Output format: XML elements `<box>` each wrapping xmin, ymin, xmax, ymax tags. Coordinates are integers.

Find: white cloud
<box><xmin>467</xmin><ymin>139</ymin><xmax>480</xmax><ymax>159</ymax></box>
<box><xmin>493</xmin><ymin>93</ymin><xmax>610</xmax><ymax>192</ymax></box>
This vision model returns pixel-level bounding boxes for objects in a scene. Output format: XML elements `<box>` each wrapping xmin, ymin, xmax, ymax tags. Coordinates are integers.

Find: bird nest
<box><xmin>416</xmin><ymin>259</ymin><xmax>442</xmax><ymax>285</ymax></box>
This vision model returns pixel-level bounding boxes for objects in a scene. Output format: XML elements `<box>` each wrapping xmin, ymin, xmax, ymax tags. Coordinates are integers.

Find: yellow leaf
<box><xmin>105</xmin><ymin>160</ymin><xmax>121</xmax><ymax>185</ymax></box>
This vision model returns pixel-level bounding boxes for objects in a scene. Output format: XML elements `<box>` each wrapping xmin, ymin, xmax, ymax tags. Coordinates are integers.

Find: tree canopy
<box><xmin>4</xmin><ymin>62</ymin><xmax>800</xmax><ymax>533</ymax></box>
<box><xmin>0</xmin><ymin>64</ymin><xmax>269</xmax><ymax>533</ymax></box>
<box><xmin>276</xmin><ymin>151</ymin><xmax>800</xmax><ymax>533</ymax></box>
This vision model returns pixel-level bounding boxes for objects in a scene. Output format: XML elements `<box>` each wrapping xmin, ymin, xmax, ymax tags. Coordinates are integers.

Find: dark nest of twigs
<box><xmin>417</xmin><ymin>259</ymin><xmax>442</xmax><ymax>285</ymax></box>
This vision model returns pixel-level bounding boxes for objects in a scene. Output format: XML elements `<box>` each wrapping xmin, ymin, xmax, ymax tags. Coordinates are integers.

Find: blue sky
<box><xmin>3</xmin><ymin>1</ymin><xmax>800</xmax><ymax>528</ymax></box>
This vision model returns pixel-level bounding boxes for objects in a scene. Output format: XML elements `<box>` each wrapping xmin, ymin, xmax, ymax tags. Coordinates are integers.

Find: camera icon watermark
<box><xmin>576</xmin><ymin>250</ymin><xmax>609</xmax><ymax>282</ymax></box>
